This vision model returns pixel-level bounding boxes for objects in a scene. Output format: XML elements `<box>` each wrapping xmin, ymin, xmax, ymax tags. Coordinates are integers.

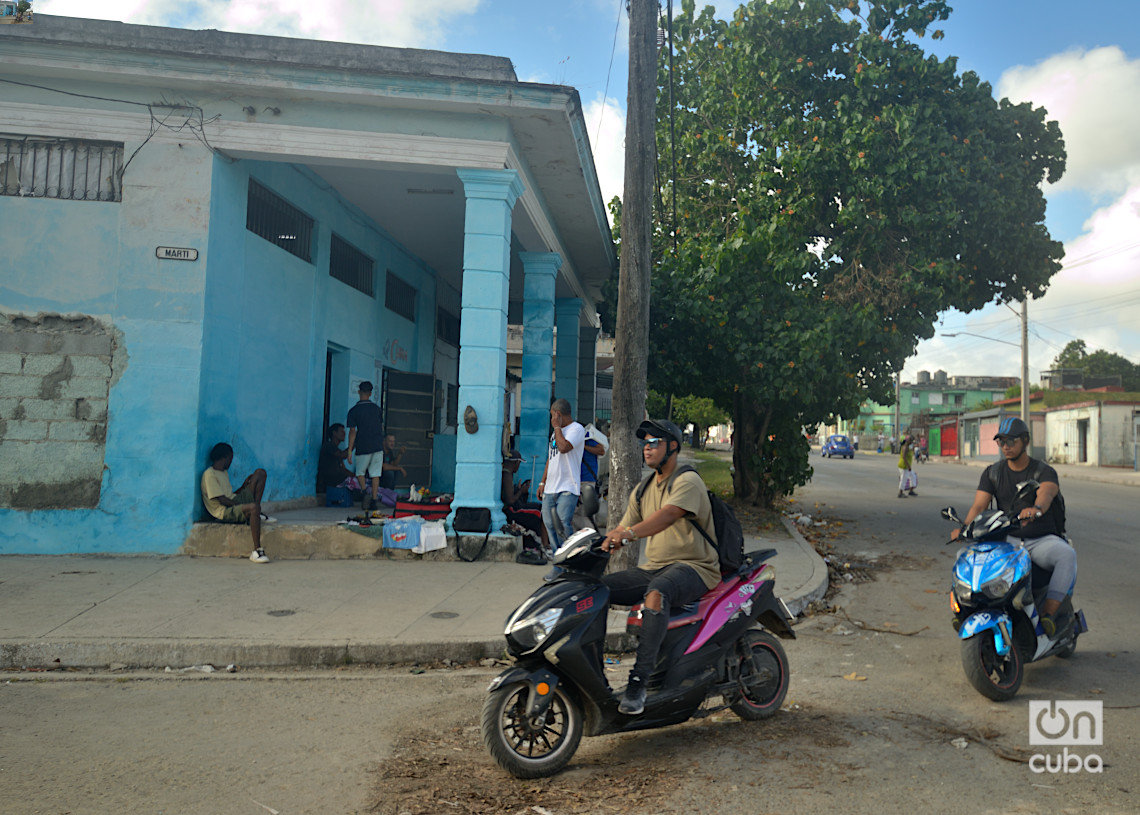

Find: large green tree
<box><xmin>649</xmin><ymin>0</ymin><xmax>1065</xmax><ymax>505</ymax></box>
<box><xmin>1051</xmin><ymin>340</ymin><xmax>1140</xmax><ymax>391</ymax></box>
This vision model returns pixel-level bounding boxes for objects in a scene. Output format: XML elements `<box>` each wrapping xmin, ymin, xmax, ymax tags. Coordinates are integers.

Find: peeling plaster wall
<box><xmin>0</xmin><ymin>314</ymin><xmax>120</xmax><ymax>508</ymax></box>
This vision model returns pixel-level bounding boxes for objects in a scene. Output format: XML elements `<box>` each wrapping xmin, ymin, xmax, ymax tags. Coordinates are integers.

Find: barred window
<box><xmin>330</xmin><ymin>233</ymin><xmax>374</xmax><ymax>296</ymax></box>
<box><xmin>385</xmin><ymin>271</ymin><xmax>417</xmax><ymax>322</ymax></box>
<box><xmin>436</xmin><ymin>307</ymin><xmax>460</xmax><ymax>346</ymax></box>
<box><xmin>0</xmin><ymin>135</ymin><xmax>123</xmax><ymax>202</ymax></box>
<box><xmin>246</xmin><ymin>179</ymin><xmax>314</xmax><ymax>262</ymax></box>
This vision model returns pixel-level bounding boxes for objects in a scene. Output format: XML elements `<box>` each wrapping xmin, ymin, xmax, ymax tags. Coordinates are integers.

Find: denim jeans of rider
<box><xmin>604</xmin><ymin>563</ymin><xmax>709</xmax><ymax>681</ymax></box>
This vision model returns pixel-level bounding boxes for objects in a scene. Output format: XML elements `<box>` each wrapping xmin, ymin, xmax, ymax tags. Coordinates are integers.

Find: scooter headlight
<box><xmin>507</xmin><ymin>607</ymin><xmax>563</xmax><ymax>650</ymax></box>
<box><xmin>953</xmin><ymin>578</ymin><xmax>973</xmax><ymax>603</ymax></box>
<box><xmin>981</xmin><ymin>567</ymin><xmax>1016</xmax><ymax>599</ymax></box>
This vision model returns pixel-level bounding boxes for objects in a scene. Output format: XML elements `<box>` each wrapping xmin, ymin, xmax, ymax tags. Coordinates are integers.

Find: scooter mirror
<box><xmin>941</xmin><ymin>507</ymin><xmax>959</xmax><ymax>522</ymax></box>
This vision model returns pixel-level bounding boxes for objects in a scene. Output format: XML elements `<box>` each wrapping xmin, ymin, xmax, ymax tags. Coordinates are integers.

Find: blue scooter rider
<box><xmin>601</xmin><ymin>419</ymin><xmax>720</xmax><ymax>715</ymax></box>
<box><xmin>952</xmin><ymin>416</ymin><xmax>1076</xmax><ymax>636</ymax></box>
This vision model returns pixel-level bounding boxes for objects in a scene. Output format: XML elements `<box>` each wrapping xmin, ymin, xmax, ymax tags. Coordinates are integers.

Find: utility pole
<box><xmin>1021</xmin><ymin>299</ymin><xmax>1030</xmax><ymax>425</ymax></box>
<box><xmin>608</xmin><ymin>0</ymin><xmax>656</xmax><ymax>571</ymax></box>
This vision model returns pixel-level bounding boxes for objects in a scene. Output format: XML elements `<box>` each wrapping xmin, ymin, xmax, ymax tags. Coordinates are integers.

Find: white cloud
<box><xmin>907</xmin><ymin>183</ymin><xmax>1140</xmax><ymax>382</ymax></box>
<box><xmin>999</xmin><ymin>46</ymin><xmax>1140</xmax><ymax>197</ymax></box>
<box><xmin>38</xmin><ymin>0</ymin><xmax>483</xmax><ymax>49</ymax></box>
<box><xmin>583</xmin><ymin>91</ymin><xmax>626</xmax><ymax>224</ymax></box>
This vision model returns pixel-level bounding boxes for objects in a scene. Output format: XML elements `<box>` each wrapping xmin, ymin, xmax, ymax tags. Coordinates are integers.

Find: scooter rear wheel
<box><xmin>730</xmin><ymin>630</ymin><xmax>789</xmax><ymax>720</ymax></box>
<box><xmin>960</xmin><ymin>632</ymin><xmax>1023</xmax><ymax>701</ymax></box>
<box><xmin>482</xmin><ymin>682</ymin><xmax>583</xmax><ymax>779</ymax></box>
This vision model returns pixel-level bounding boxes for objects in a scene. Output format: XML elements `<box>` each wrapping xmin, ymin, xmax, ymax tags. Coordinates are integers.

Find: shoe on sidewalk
<box><xmin>259</xmin><ymin>513</ymin><xmax>277</xmax><ymax>523</ymax></box>
<box><xmin>249</xmin><ymin>548</ymin><xmax>270</xmax><ymax>563</ymax></box>
<box><xmin>908</xmin><ymin>490</ymin><xmax>918</xmax><ymax>497</ymax></box>
<box><xmin>897</xmin><ymin>490</ymin><xmax>907</xmax><ymax>498</ymax></box>
<box><xmin>619</xmin><ymin>675</ymin><xmax>647</xmax><ymax>715</ymax></box>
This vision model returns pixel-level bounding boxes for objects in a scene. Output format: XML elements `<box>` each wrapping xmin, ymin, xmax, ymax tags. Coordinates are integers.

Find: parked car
<box><xmin>821</xmin><ymin>434</ymin><xmax>854</xmax><ymax>459</ymax></box>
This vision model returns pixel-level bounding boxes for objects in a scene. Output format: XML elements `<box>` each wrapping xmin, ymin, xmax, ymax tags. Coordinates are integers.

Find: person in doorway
<box><xmin>318</xmin><ymin>423</ymin><xmax>361</xmax><ymax>495</ymax></box>
<box><xmin>200</xmin><ymin>442</ymin><xmax>274</xmax><ymax>563</ymax></box>
<box><xmin>601</xmin><ymin>419</ymin><xmax>720</xmax><ymax>715</ymax></box>
<box><xmin>378</xmin><ymin>432</ymin><xmax>407</xmax><ymax>490</ymax></box>
<box><xmin>897</xmin><ymin>436</ymin><xmax>917</xmax><ymax>498</ymax></box>
<box><xmin>347</xmin><ymin>381</ymin><xmax>384</xmax><ymax>511</ymax></box>
<box><xmin>952</xmin><ymin>416</ymin><xmax>1076</xmax><ymax>636</ymax></box>
<box><xmin>536</xmin><ymin>398</ymin><xmax>585</xmax><ymax>556</ymax></box>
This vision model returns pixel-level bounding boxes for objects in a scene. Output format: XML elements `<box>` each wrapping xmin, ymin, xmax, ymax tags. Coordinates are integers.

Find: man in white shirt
<box><xmin>536</xmin><ymin>398</ymin><xmax>585</xmax><ymax>555</ymax></box>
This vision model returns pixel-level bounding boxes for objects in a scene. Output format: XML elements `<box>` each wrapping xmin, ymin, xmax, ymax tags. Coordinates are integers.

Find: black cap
<box><xmin>504</xmin><ymin>449</ymin><xmax>523</xmax><ymax>461</ymax></box>
<box><xmin>994</xmin><ymin>416</ymin><xmax>1029</xmax><ymax>440</ymax></box>
<box><xmin>637</xmin><ymin>419</ymin><xmax>683</xmax><ymax>447</ymax></box>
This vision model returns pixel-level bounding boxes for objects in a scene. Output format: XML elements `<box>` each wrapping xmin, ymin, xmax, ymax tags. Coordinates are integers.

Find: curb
<box><xmin>778</xmin><ymin>517</ymin><xmax>829</xmax><ymax>617</ymax></box>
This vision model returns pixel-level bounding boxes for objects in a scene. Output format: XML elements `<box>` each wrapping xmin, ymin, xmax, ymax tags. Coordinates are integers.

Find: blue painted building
<box><xmin>0</xmin><ymin>16</ymin><xmax>615</xmax><ymax>553</ymax></box>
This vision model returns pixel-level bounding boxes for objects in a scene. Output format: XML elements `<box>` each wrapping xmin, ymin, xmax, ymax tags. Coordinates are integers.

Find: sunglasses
<box><xmin>642</xmin><ymin>437</ymin><xmax>663</xmax><ymax>449</ymax></box>
<box><xmin>996</xmin><ymin>437</ymin><xmax>1021</xmax><ymax>448</ymax></box>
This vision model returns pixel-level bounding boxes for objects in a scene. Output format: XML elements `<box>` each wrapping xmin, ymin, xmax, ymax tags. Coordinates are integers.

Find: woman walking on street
<box><xmin>897</xmin><ymin>437</ymin><xmax>917</xmax><ymax>498</ymax></box>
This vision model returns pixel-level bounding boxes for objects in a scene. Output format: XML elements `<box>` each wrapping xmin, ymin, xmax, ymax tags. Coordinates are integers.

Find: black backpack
<box><xmin>635</xmin><ymin>465</ymin><xmax>744</xmax><ymax>575</ymax></box>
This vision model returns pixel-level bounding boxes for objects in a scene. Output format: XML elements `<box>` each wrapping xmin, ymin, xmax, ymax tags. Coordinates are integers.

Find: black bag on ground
<box><xmin>635</xmin><ymin>465</ymin><xmax>744</xmax><ymax>575</ymax></box>
<box><xmin>451</xmin><ymin>506</ymin><xmax>492</xmax><ymax>562</ymax></box>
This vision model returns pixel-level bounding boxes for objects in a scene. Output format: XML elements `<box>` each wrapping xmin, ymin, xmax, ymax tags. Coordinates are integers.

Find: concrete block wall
<box><xmin>0</xmin><ymin>313</ymin><xmax>117</xmax><ymax>509</ymax></box>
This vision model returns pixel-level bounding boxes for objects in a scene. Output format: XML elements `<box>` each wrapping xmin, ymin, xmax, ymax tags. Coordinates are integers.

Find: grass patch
<box><xmin>690</xmin><ymin>449</ymin><xmax>734</xmax><ymax>496</ymax></box>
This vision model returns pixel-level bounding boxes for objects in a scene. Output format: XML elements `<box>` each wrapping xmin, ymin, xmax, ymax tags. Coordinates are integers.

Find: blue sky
<box><xmin>39</xmin><ymin>0</ymin><xmax>1140</xmax><ymax>384</ymax></box>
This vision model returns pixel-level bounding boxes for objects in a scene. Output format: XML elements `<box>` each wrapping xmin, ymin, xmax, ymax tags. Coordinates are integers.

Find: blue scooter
<box><xmin>941</xmin><ymin>499</ymin><xmax>1087</xmax><ymax>701</ymax></box>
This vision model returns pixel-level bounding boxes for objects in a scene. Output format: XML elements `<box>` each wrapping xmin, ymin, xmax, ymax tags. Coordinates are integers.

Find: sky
<box><xmin>37</xmin><ymin>0</ymin><xmax>1140</xmax><ymax>387</ymax></box>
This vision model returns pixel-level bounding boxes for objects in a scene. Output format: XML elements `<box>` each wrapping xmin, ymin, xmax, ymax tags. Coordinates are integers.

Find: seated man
<box><xmin>502</xmin><ymin>449</ymin><xmax>548</xmax><ymax>564</ymax></box>
<box><xmin>378</xmin><ymin>432</ymin><xmax>408</xmax><ymax>490</ymax></box>
<box><xmin>601</xmin><ymin>419</ymin><xmax>720</xmax><ymax>715</ymax></box>
<box><xmin>317</xmin><ymin>423</ymin><xmax>361</xmax><ymax>495</ymax></box>
<box><xmin>201</xmin><ymin>442</ymin><xmax>273</xmax><ymax>563</ymax></box>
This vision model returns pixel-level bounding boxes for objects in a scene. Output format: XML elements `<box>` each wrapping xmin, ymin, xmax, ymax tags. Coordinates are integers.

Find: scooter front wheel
<box><xmin>730</xmin><ymin>629</ymin><xmax>789</xmax><ymax>720</ymax></box>
<box><xmin>482</xmin><ymin>682</ymin><xmax>583</xmax><ymax>778</ymax></box>
<box><xmin>960</xmin><ymin>632</ymin><xmax>1023</xmax><ymax>701</ymax></box>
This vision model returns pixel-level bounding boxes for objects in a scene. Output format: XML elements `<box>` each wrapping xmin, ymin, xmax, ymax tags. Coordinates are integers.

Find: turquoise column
<box><xmin>452</xmin><ymin>168</ymin><xmax>524</xmax><ymax>531</ymax></box>
<box><xmin>518</xmin><ymin>252</ymin><xmax>561</xmax><ymax>481</ymax></box>
<box><xmin>577</xmin><ymin>324</ymin><xmax>598</xmax><ymax>426</ymax></box>
<box><xmin>554</xmin><ymin>298</ymin><xmax>582</xmax><ymax>415</ymax></box>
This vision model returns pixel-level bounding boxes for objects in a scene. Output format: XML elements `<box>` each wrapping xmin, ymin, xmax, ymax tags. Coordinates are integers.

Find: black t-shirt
<box><xmin>318</xmin><ymin>440</ymin><xmax>348</xmax><ymax>490</ymax></box>
<box><xmin>347</xmin><ymin>399</ymin><xmax>384</xmax><ymax>455</ymax></box>
<box><xmin>977</xmin><ymin>457</ymin><xmax>1065</xmax><ymax>538</ymax></box>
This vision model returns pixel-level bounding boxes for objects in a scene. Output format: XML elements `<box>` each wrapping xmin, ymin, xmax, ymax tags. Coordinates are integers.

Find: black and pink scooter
<box><xmin>482</xmin><ymin>528</ymin><xmax>796</xmax><ymax>778</ymax></box>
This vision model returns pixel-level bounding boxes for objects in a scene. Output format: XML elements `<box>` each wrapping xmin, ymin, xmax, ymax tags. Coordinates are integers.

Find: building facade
<box><xmin>0</xmin><ymin>16</ymin><xmax>615</xmax><ymax>553</ymax></box>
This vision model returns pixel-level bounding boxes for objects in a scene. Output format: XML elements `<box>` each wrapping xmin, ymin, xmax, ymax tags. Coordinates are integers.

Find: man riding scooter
<box><xmin>601</xmin><ymin>419</ymin><xmax>721</xmax><ymax>715</ymax></box>
<box><xmin>952</xmin><ymin>416</ymin><xmax>1076</xmax><ymax>636</ymax></box>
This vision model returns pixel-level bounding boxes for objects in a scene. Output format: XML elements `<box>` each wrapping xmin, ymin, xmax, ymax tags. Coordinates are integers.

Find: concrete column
<box><xmin>518</xmin><ymin>252</ymin><xmax>561</xmax><ymax>481</ymax></box>
<box><xmin>554</xmin><ymin>298</ymin><xmax>581</xmax><ymax>416</ymax></box>
<box><xmin>451</xmin><ymin>168</ymin><xmax>524</xmax><ymax>530</ymax></box>
<box><xmin>577</xmin><ymin>324</ymin><xmax>598</xmax><ymax>426</ymax></box>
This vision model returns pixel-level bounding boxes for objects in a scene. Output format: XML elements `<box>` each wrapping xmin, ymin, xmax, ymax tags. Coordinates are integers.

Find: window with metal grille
<box><xmin>329</xmin><ymin>233</ymin><xmax>374</xmax><ymax>296</ymax></box>
<box><xmin>436</xmin><ymin>307</ymin><xmax>460</xmax><ymax>346</ymax></box>
<box><xmin>246</xmin><ymin>179</ymin><xmax>314</xmax><ymax>262</ymax></box>
<box><xmin>0</xmin><ymin>135</ymin><xmax>123</xmax><ymax>201</ymax></box>
<box><xmin>385</xmin><ymin>271</ymin><xmax>417</xmax><ymax>322</ymax></box>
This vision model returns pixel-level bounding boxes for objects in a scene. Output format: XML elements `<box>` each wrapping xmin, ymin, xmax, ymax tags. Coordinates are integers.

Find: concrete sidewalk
<box><xmin>0</xmin><ymin>519</ymin><xmax>826</xmax><ymax>671</ymax></box>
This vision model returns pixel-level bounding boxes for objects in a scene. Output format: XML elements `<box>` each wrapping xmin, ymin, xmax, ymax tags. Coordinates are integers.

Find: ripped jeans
<box><xmin>603</xmin><ymin>563</ymin><xmax>709</xmax><ymax>681</ymax></box>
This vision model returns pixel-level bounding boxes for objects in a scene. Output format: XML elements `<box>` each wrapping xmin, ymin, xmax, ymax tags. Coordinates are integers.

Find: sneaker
<box><xmin>249</xmin><ymin>548</ymin><xmax>269</xmax><ymax>563</ymax></box>
<box><xmin>259</xmin><ymin>513</ymin><xmax>277</xmax><ymax>523</ymax></box>
<box><xmin>542</xmin><ymin>565</ymin><xmax>564</xmax><ymax>583</ymax></box>
<box><xmin>619</xmin><ymin>676</ymin><xmax>647</xmax><ymax>715</ymax></box>
<box><xmin>908</xmin><ymin>490</ymin><xmax>918</xmax><ymax>497</ymax></box>
<box><xmin>898</xmin><ymin>491</ymin><xmax>907</xmax><ymax>498</ymax></box>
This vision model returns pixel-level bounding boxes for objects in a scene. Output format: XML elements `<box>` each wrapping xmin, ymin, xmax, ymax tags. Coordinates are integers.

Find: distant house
<box><xmin>1045</xmin><ymin>401</ymin><xmax>1140</xmax><ymax>467</ymax></box>
<box><xmin>0</xmin><ymin>15</ymin><xmax>615</xmax><ymax>554</ymax></box>
<box><xmin>0</xmin><ymin>2</ymin><xmax>31</xmax><ymax>23</ymax></box>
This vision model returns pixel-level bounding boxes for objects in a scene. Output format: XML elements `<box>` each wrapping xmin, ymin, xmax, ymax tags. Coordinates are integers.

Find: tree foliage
<box><xmin>648</xmin><ymin>0</ymin><xmax>1066</xmax><ymax>505</ymax></box>
<box><xmin>1050</xmin><ymin>340</ymin><xmax>1140</xmax><ymax>391</ymax></box>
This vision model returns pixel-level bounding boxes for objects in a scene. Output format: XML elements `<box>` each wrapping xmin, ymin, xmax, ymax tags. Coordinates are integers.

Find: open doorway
<box><xmin>320</xmin><ymin>345</ymin><xmax>350</xmax><ymax>491</ymax></box>
<box><xmin>1077</xmin><ymin>418</ymin><xmax>1089</xmax><ymax>464</ymax></box>
<box><xmin>381</xmin><ymin>369</ymin><xmax>435</xmax><ymax>489</ymax></box>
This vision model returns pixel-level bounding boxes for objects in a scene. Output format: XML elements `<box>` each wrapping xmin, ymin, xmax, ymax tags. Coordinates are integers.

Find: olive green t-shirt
<box><xmin>619</xmin><ymin>469</ymin><xmax>721</xmax><ymax>589</ymax></box>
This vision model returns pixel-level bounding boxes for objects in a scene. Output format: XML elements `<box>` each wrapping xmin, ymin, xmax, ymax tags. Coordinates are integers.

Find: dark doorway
<box><xmin>382</xmin><ymin>369</ymin><xmax>435</xmax><ymax>489</ymax></box>
<box><xmin>1077</xmin><ymin>419</ymin><xmax>1089</xmax><ymax>464</ymax></box>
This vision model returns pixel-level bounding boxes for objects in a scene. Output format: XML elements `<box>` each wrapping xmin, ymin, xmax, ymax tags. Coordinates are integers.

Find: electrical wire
<box><xmin>595</xmin><ymin>0</ymin><xmax>625</xmax><ymax>150</ymax></box>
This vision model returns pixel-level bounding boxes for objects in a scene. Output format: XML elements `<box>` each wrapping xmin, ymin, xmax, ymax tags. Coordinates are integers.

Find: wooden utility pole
<box><xmin>608</xmin><ymin>0</ymin><xmax>656</xmax><ymax>571</ymax></box>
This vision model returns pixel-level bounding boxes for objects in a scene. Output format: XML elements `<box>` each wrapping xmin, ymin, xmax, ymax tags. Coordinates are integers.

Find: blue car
<box><xmin>821</xmin><ymin>434</ymin><xmax>854</xmax><ymax>459</ymax></box>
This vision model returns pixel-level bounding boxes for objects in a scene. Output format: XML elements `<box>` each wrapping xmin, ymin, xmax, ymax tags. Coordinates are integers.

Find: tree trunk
<box><xmin>607</xmin><ymin>0</ymin><xmax>656</xmax><ymax>573</ymax></box>
<box><xmin>732</xmin><ymin>393</ymin><xmax>774</xmax><ymax>507</ymax></box>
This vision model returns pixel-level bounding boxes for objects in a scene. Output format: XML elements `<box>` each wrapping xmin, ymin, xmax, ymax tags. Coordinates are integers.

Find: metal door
<box><xmin>381</xmin><ymin>369</ymin><xmax>435</xmax><ymax>490</ymax></box>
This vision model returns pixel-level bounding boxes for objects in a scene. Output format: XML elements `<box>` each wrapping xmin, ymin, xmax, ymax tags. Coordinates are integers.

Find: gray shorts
<box><xmin>354</xmin><ymin>451</ymin><xmax>382</xmax><ymax>478</ymax></box>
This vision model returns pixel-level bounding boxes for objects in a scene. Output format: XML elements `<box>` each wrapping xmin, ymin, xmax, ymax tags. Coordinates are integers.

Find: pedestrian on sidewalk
<box><xmin>201</xmin><ymin>442</ymin><xmax>274</xmax><ymax>563</ymax></box>
<box><xmin>537</xmin><ymin>399</ymin><xmax>585</xmax><ymax>569</ymax></box>
<box><xmin>897</xmin><ymin>436</ymin><xmax>917</xmax><ymax>498</ymax></box>
<box><xmin>347</xmin><ymin>381</ymin><xmax>384</xmax><ymax>512</ymax></box>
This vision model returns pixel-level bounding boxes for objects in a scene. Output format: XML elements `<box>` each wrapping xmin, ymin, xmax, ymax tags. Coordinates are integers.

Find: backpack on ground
<box><xmin>635</xmin><ymin>465</ymin><xmax>744</xmax><ymax>575</ymax></box>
